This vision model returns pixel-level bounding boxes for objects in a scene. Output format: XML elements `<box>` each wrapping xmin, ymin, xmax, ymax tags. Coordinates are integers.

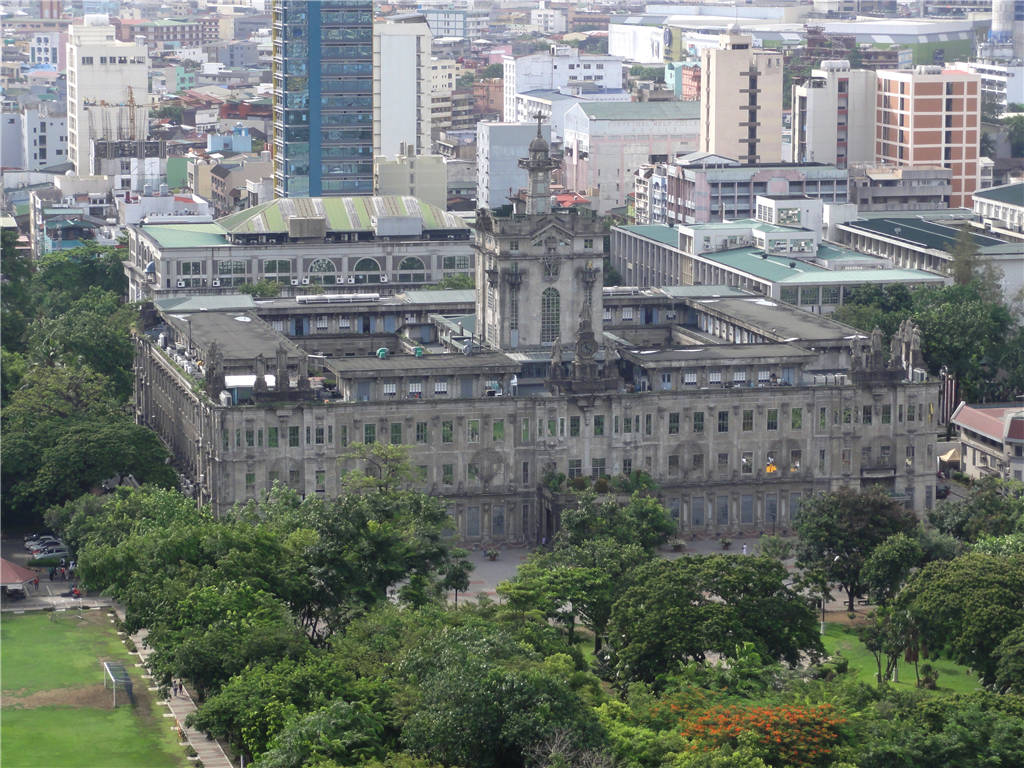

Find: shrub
<box><xmin>680</xmin><ymin>703</ymin><xmax>847</xmax><ymax>768</ymax></box>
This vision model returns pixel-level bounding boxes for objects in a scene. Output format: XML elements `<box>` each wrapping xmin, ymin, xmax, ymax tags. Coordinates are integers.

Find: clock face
<box><xmin>579</xmin><ymin>339</ymin><xmax>598</xmax><ymax>357</ymax></box>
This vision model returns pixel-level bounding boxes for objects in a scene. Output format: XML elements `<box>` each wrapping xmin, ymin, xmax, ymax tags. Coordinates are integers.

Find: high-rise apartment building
<box><xmin>791</xmin><ymin>60</ymin><xmax>876</xmax><ymax>169</ymax></box>
<box><xmin>875</xmin><ymin>66</ymin><xmax>981</xmax><ymax>208</ymax></box>
<box><xmin>271</xmin><ymin>0</ymin><xmax>373</xmax><ymax>198</ymax></box>
<box><xmin>373</xmin><ymin>17</ymin><xmax>432</xmax><ymax>157</ymax></box>
<box><xmin>698</xmin><ymin>30</ymin><xmax>783</xmax><ymax>164</ymax></box>
<box><xmin>66</xmin><ymin>16</ymin><xmax>148</xmax><ymax>175</ymax></box>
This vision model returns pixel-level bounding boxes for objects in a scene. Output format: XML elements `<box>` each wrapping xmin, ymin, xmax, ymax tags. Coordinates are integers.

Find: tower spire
<box><xmin>518</xmin><ymin>113</ymin><xmax>557</xmax><ymax>216</ymax></box>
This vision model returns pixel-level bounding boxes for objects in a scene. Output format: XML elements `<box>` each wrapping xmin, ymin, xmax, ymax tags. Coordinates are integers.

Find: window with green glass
<box><xmin>364</xmin><ymin>423</ymin><xmax>375</xmax><ymax>444</ymax></box>
<box><xmin>569</xmin><ymin>416</ymin><xmax>580</xmax><ymax>436</ymax></box>
<box><xmin>268</xmin><ymin>427</ymin><xmax>278</xmax><ymax>447</ymax></box>
<box><xmin>594</xmin><ymin>415</ymin><xmax>605</xmax><ymax>436</ymax></box>
<box><xmin>742</xmin><ymin>410</ymin><xmax>753</xmax><ymax>431</ymax></box>
<box><xmin>493</xmin><ymin>419</ymin><xmax>505</xmax><ymax>441</ymax></box>
<box><xmin>668</xmin><ymin>412</ymin><xmax>679</xmax><ymax>434</ymax></box>
<box><xmin>442</xmin><ymin>421</ymin><xmax>453</xmax><ymax>443</ymax></box>
<box><xmin>416</xmin><ymin>422</ymin><xmax>428</xmax><ymax>443</ymax></box>
<box><xmin>289</xmin><ymin>426</ymin><xmax>300</xmax><ymax>447</ymax></box>
<box><xmin>390</xmin><ymin>423</ymin><xmax>402</xmax><ymax>444</ymax></box>
<box><xmin>791</xmin><ymin>408</ymin><xmax>802</xmax><ymax>430</ymax></box>
<box><xmin>767</xmin><ymin>409</ymin><xmax>778</xmax><ymax>431</ymax></box>
<box><xmin>468</xmin><ymin>419</ymin><xmax>480</xmax><ymax>442</ymax></box>
<box><xmin>693</xmin><ymin>412</ymin><xmax>704</xmax><ymax>433</ymax></box>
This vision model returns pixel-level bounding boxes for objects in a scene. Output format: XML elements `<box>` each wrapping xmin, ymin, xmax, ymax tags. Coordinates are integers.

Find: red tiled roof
<box><xmin>1</xmin><ymin>557</ymin><xmax>37</xmax><ymax>585</ymax></box>
<box><xmin>951</xmin><ymin>403</ymin><xmax>1024</xmax><ymax>442</ymax></box>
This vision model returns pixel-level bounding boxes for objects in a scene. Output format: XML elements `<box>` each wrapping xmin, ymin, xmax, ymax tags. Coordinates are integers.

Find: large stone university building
<box><xmin>131</xmin><ymin>129</ymin><xmax>941</xmax><ymax>546</ymax></box>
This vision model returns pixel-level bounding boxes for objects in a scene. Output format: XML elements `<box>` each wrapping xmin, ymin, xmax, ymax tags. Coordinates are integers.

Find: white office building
<box><xmin>66</xmin><ymin>15</ymin><xmax>149</xmax><ymax>175</ymax></box>
<box><xmin>791</xmin><ymin>61</ymin><xmax>876</xmax><ymax>169</ymax></box>
<box><xmin>374</xmin><ymin>18</ymin><xmax>433</xmax><ymax>157</ymax></box>
<box><xmin>503</xmin><ymin>45</ymin><xmax>623</xmax><ymax>122</ymax></box>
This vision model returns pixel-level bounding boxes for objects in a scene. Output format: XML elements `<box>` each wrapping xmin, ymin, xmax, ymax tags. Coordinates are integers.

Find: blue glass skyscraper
<box><xmin>272</xmin><ymin>0</ymin><xmax>373</xmax><ymax>197</ymax></box>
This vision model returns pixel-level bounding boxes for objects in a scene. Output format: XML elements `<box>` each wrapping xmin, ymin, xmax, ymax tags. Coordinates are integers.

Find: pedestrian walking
<box><xmin>742</xmin><ymin>544</ymin><xmax>748</xmax><ymax>555</ymax></box>
<box><xmin>172</xmin><ymin>680</ymin><xmax>179</xmax><ymax>697</ymax></box>
<box><xmin>48</xmin><ymin>567</ymin><xmax>55</xmax><ymax>581</ymax></box>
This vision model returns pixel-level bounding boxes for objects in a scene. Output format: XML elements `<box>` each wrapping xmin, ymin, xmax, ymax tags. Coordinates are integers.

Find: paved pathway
<box><xmin>114</xmin><ymin>611</ymin><xmax>235</xmax><ymax>768</ymax></box>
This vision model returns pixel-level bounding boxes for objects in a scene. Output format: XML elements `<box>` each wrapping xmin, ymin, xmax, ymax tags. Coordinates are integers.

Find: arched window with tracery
<box><xmin>308</xmin><ymin>258</ymin><xmax>337</xmax><ymax>285</ymax></box>
<box><xmin>540</xmin><ymin>287</ymin><xmax>560</xmax><ymax>344</ymax></box>
<box><xmin>353</xmin><ymin>257</ymin><xmax>381</xmax><ymax>284</ymax></box>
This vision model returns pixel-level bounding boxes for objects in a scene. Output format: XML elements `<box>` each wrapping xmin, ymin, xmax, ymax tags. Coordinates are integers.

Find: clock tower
<box><xmin>473</xmin><ymin>118</ymin><xmax>608</xmax><ymax>359</ymax></box>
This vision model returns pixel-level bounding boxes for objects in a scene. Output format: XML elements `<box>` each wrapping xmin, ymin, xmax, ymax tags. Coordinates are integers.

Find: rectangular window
<box><xmin>442</xmin><ymin>421</ymin><xmax>453</xmax><ymax>443</ymax></box>
<box><xmin>709</xmin><ymin>371</ymin><xmax>722</xmax><ymax>384</ymax></box>
<box><xmin>340</xmin><ymin>425</ymin><xmax>348</xmax><ymax>447</ymax></box>
<box><xmin>547</xmin><ymin>419</ymin><xmax>557</xmax><ymax>437</ymax></box>
<box><xmin>693</xmin><ymin>412</ymin><xmax>704</xmax><ymax>433</ymax></box>
<box><xmin>819</xmin><ymin>449</ymin><xmax>826</xmax><ymax>473</ymax></box>
<box><xmin>733</xmin><ymin>370</ymin><xmax>747</xmax><ymax>383</ymax></box>
<box><xmin>907</xmin><ymin>402</ymin><xmax>915</xmax><ymax>421</ymax></box>
<box><xmin>522</xmin><ymin>461</ymin><xmax>530</xmax><ymax>484</ymax></box>
<box><xmin>742</xmin><ymin>410</ymin><xmax>753</xmax><ymax>431</ymax></box>
<box><xmin>623</xmin><ymin>415</ymin><xmax>632</xmax><ymax>434</ymax></box>
<box><xmin>718</xmin><ymin>411</ymin><xmax>729</xmax><ymax>433</ymax></box>
<box><xmin>862</xmin><ymin>405</ymin><xmax>872</xmax><ymax>425</ymax></box>
<box><xmin>306</xmin><ymin>426</ymin><xmax>312</xmax><ymax>445</ymax></box>
<box><xmin>741</xmin><ymin>495</ymin><xmax>754</xmax><ymax>524</ymax></box>
<box><xmin>416</xmin><ymin>422</ymin><xmax>428</xmax><ymax>443</ymax></box>
<box><xmin>668</xmin><ymin>412</ymin><xmax>680</xmax><ymax>434</ymax></box>
<box><xmin>521</xmin><ymin>418</ymin><xmax>530</xmax><ymax>442</ymax></box>
<box><xmin>236</xmin><ymin>430</ymin><xmax>241</xmax><ymax>448</ymax></box>
<box><xmin>591</xmin><ymin>458</ymin><xmax>606</xmax><ymax>479</ymax></box>
<box><xmin>568</xmin><ymin>459</ymin><xmax>582</xmax><ymax>479</ymax></box>
<box><xmin>791</xmin><ymin>408</ymin><xmax>802</xmax><ymax>430</ymax></box>
<box><xmin>819</xmin><ymin>407</ymin><xmax>827</xmax><ymax>430</ymax></box>
<box><xmin>684</xmin><ymin>371</ymin><xmax>697</xmax><ymax>385</ymax></box>
<box><xmin>246</xmin><ymin>429</ymin><xmax>254</xmax><ymax>447</ymax></box>
<box><xmin>645</xmin><ymin>414</ymin><xmax>652</xmax><ymax>435</ymax></box>
<box><xmin>882</xmin><ymin>404</ymin><xmax>892</xmax><ymax>424</ymax></box>
<box><xmin>790</xmin><ymin>449</ymin><xmax>802</xmax><ymax>471</ymax></box>
<box><xmin>468</xmin><ymin>463</ymin><xmax>479</xmax><ymax>481</ymax></box>
<box><xmin>767</xmin><ymin>409</ymin><xmax>778</xmax><ymax>431</ymax></box>
<box><xmin>669</xmin><ymin>454</ymin><xmax>680</xmax><ymax>475</ymax></box>
<box><xmin>569</xmin><ymin>416</ymin><xmax>580</xmax><ymax>437</ymax></box>
<box><xmin>314</xmin><ymin>426</ymin><xmax>324</xmax><ymax>444</ymax></box>
<box><xmin>390</xmin><ymin>423</ymin><xmax>402</xmax><ymax>445</ymax></box>
<box><xmin>383</xmin><ymin>382</ymin><xmax>397</xmax><ymax>397</ymax></box>
<box><xmin>364</xmin><ymin>424</ymin><xmax>376</xmax><ymax>444</ymax></box>
<box><xmin>434</xmin><ymin>380</ymin><xmax>448</xmax><ymax>395</ymax></box>
<box><xmin>862</xmin><ymin>446</ymin><xmax>872</xmax><ymax>466</ymax></box>
<box><xmin>758</xmin><ymin>369</ymin><xmax>772</xmax><ymax>383</ymax></box>
<box><xmin>315</xmin><ymin>470</ymin><xmax>326</xmax><ymax>492</ymax></box>
<box><xmin>623</xmin><ymin>458</ymin><xmax>633</xmax><ymax>476</ymax></box>
<box><xmin>442</xmin><ymin>464</ymin><xmax>454</xmax><ymax>485</ymax></box>
<box><xmin>222</xmin><ymin>430</ymin><xmax>229</xmax><ymax>450</ymax></box>
<box><xmin>742</xmin><ymin>451</ymin><xmax>753</xmax><ymax>473</ymax></box>
<box><xmin>593</xmin><ymin>415</ymin><xmax>605</xmax><ymax>436</ymax></box>
<box><xmin>880</xmin><ymin>445</ymin><xmax>891</xmax><ymax>464</ymax></box>
<box><xmin>316</xmin><ymin>315</ymin><xmax>328</xmax><ymax>330</ymax></box>
<box><xmin>408</xmin><ymin>381</ymin><xmax>423</xmax><ymax>397</ymax></box>
<box><xmin>245</xmin><ymin>472</ymin><xmax>256</xmax><ymax>489</ymax></box>
<box><xmin>898</xmin><ymin>404</ymin><xmax>904</xmax><ymax>423</ymax></box>
<box><xmin>717</xmin><ymin>496</ymin><xmax>730</xmax><ymax>526</ymax></box>
<box><xmin>718</xmin><ymin>452</ymin><xmax>729</xmax><ymax>473</ymax></box>
<box><xmin>692</xmin><ymin>453</ymin><xmax>704</xmax><ymax>471</ymax></box>
<box><xmin>468</xmin><ymin>420</ymin><xmax>480</xmax><ymax>442</ymax></box>
<box><xmin>621</xmin><ymin>307</ymin><xmax>633</xmax><ymax>321</ymax></box>
<box><xmin>493</xmin><ymin>419</ymin><xmax>505</xmax><ymax>441</ymax></box>
<box><xmin>289</xmin><ymin>470</ymin><xmax>299</xmax><ymax>486</ymax></box>
<box><xmin>842</xmin><ymin>448</ymin><xmax>851</xmax><ymax>472</ymax></box>
<box><xmin>559</xmin><ymin>418</ymin><xmax>566</xmax><ymax>437</ymax></box>
<box><xmin>288</xmin><ymin>426</ymin><xmax>300</xmax><ymax>447</ymax></box>
<box><xmin>692</xmin><ymin>496</ymin><xmax>705</xmax><ymax>527</ymax></box>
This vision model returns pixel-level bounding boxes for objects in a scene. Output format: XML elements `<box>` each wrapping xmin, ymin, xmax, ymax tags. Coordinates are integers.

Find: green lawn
<box><xmin>1</xmin><ymin>611</ymin><xmax>185</xmax><ymax>768</ymax></box>
<box><xmin>823</xmin><ymin>623</ymin><xmax>980</xmax><ymax>694</ymax></box>
<box><xmin>1</xmin><ymin>610</ymin><xmax>129</xmax><ymax>693</ymax></box>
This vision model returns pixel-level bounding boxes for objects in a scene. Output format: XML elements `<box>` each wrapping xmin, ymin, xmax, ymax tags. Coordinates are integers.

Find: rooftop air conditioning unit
<box><xmin>290</xmin><ymin>278</ymin><xmax>299</xmax><ymax>285</ymax></box>
<box><xmin>380</xmin><ymin>275</ymin><xmax>389</xmax><ymax>283</ymax></box>
<box><xmin>176</xmin><ymin>280</ymin><xmax>186</xmax><ymax>287</ymax></box>
<box><xmin>347</xmin><ymin>276</ymin><xmax>356</xmax><ymax>284</ymax></box>
<box><xmin>211</xmin><ymin>279</ymin><xmax>221</xmax><ymax>287</ymax></box>
<box><xmin>301</xmin><ymin>278</ymin><xmax>310</xmax><ymax>285</ymax></box>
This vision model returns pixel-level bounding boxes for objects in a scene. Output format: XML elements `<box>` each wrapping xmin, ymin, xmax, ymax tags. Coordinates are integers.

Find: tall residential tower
<box><xmin>698</xmin><ymin>29</ymin><xmax>783</xmax><ymax>164</ymax></box>
<box><xmin>271</xmin><ymin>0</ymin><xmax>373</xmax><ymax>198</ymax></box>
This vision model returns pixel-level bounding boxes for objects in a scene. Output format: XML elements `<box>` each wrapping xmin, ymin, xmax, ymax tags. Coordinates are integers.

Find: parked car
<box><xmin>25</xmin><ymin>536</ymin><xmax>61</xmax><ymax>551</ymax></box>
<box><xmin>32</xmin><ymin>546</ymin><xmax>68</xmax><ymax>559</ymax></box>
<box><xmin>936</xmin><ymin>485</ymin><xmax>951</xmax><ymax>500</ymax></box>
<box><xmin>28</xmin><ymin>539</ymin><xmax>63</xmax><ymax>554</ymax></box>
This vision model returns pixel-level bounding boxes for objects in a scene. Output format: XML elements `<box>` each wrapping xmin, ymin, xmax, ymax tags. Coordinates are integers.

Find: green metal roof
<box><xmin>140</xmin><ymin>222</ymin><xmax>228</xmax><ymax>248</ymax></box>
<box><xmin>972</xmin><ymin>183</ymin><xmax>1024</xmax><ymax>206</ymax></box>
<box><xmin>216</xmin><ymin>196</ymin><xmax>468</xmax><ymax>236</ymax></box>
<box><xmin>777</xmin><ymin>269</ymin><xmax>946</xmax><ymax>285</ymax></box>
<box><xmin>843</xmin><ymin>217</ymin><xmax>1004</xmax><ymax>251</ymax></box>
<box><xmin>616</xmin><ymin>224</ymin><xmax>679</xmax><ymax>247</ymax></box>
<box><xmin>702</xmin><ymin>247</ymin><xmax>826</xmax><ymax>282</ymax></box>
<box><xmin>577</xmin><ymin>101</ymin><xmax>701</xmax><ymax>121</ymax></box>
